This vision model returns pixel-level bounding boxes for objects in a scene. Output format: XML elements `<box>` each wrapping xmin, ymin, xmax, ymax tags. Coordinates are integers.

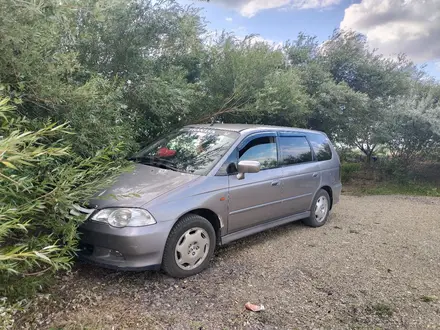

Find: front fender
<box><xmin>145</xmin><ymin>176</ymin><xmax>229</xmax><ymax>236</ymax></box>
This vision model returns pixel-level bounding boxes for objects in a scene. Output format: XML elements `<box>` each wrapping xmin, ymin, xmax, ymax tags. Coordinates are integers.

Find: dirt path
<box><xmin>16</xmin><ymin>195</ymin><xmax>440</xmax><ymax>329</ymax></box>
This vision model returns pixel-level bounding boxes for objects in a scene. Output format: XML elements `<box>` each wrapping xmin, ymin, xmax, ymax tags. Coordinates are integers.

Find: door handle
<box><xmin>312</xmin><ymin>172</ymin><xmax>319</xmax><ymax>178</ymax></box>
<box><xmin>271</xmin><ymin>180</ymin><xmax>281</xmax><ymax>186</ymax></box>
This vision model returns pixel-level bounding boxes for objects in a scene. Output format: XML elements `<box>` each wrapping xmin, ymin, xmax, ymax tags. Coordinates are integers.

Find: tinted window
<box><xmin>307</xmin><ymin>134</ymin><xmax>332</xmax><ymax>161</ymax></box>
<box><xmin>280</xmin><ymin>137</ymin><xmax>312</xmax><ymax>165</ymax></box>
<box><xmin>239</xmin><ymin>136</ymin><xmax>277</xmax><ymax>170</ymax></box>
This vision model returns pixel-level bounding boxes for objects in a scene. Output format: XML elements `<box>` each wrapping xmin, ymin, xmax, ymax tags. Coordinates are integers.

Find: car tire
<box><xmin>162</xmin><ymin>214</ymin><xmax>216</xmax><ymax>278</ymax></box>
<box><xmin>302</xmin><ymin>189</ymin><xmax>331</xmax><ymax>227</ymax></box>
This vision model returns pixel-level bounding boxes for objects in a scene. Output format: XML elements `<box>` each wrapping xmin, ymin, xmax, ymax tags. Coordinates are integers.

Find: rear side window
<box><xmin>279</xmin><ymin>137</ymin><xmax>312</xmax><ymax>166</ymax></box>
<box><xmin>307</xmin><ymin>134</ymin><xmax>332</xmax><ymax>161</ymax></box>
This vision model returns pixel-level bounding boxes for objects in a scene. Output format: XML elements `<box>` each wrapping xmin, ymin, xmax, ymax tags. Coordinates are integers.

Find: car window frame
<box><xmin>215</xmin><ymin>148</ymin><xmax>239</xmax><ymax>176</ymax></box>
<box><xmin>277</xmin><ymin>133</ymin><xmax>315</xmax><ymax>167</ymax></box>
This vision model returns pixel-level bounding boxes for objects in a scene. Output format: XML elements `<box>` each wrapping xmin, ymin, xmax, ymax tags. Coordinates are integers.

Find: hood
<box><xmin>88</xmin><ymin>164</ymin><xmax>199</xmax><ymax>209</ymax></box>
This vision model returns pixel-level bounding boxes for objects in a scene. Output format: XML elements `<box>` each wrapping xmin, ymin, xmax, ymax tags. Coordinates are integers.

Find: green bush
<box><xmin>336</xmin><ymin>146</ymin><xmax>363</xmax><ymax>163</ymax></box>
<box><xmin>376</xmin><ymin>158</ymin><xmax>412</xmax><ymax>183</ymax></box>
<box><xmin>341</xmin><ymin>162</ymin><xmax>362</xmax><ymax>183</ymax></box>
<box><xmin>0</xmin><ymin>97</ymin><xmax>129</xmax><ymax>299</ymax></box>
<box><xmin>359</xmin><ymin>182</ymin><xmax>440</xmax><ymax>197</ymax></box>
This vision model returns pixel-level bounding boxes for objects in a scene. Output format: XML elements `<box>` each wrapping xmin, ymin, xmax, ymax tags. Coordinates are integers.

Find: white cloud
<box><xmin>201</xmin><ymin>28</ymin><xmax>283</xmax><ymax>49</ymax></box>
<box><xmin>246</xmin><ymin>35</ymin><xmax>283</xmax><ymax>48</ymax></box>
<box><xmin>228</xmin><ymin>26</ymin><xmax>283</xmax><ymax>47</ymax></box>
<box><xmin>291</xmin><ymin>0</ymin><xmax>341</xmax><ymax>10</ymax></box>
<box><xmin>340</xmin><ymin>0</ymin><xmax>440</xmax><ymax>63</ymax></box>
<box><xmin>240</xmin><ymin>0</ymin><xmax>291</xmax><ymax>17</ymax></box>
<box><xmin>225</xmin><ymin>17</ymin><xmax>233</xmax><ymax>21</ymax></box>
<box><xmin>213</xmin><ymin>0</ymin><xmax>342</xmax><ymax>17</ymax></box>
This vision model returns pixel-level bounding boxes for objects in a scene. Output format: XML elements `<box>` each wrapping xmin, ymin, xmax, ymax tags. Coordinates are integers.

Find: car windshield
<box><xmin>132</xmin><ymin>128</ymin><xmax>239</xmax><ymax>175</ymax></box>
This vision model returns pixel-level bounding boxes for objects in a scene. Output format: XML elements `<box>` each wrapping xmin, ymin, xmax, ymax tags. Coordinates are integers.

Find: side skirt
<box><xmin>220</xmin><ymin>211</ymin><xmax>310</xmax><ymax>246</ymax></box>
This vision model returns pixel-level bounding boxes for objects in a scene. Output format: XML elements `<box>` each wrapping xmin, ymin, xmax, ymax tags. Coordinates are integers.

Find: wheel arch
<box><xmin>178</xmin><ymin>208</ymin><xmax>222</xmax><ymax>245</ymax></box>
<box><xmin>319</xmin><ymin>185</ymin><xmax>333</xmax><ymax>209</ymax></box>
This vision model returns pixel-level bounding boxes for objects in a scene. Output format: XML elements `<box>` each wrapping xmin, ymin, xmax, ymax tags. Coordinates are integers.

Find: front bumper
<box><xmin>77</xmin><ymin>220</ymin><xmax>175</xmax><ymax>270</ymax></box>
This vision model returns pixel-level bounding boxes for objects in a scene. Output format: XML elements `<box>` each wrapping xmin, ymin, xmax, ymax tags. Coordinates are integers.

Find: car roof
<box><xmin>185</xmin><ymin>123</ymin><xmax>325</xmax><ymax>135</ymax></box>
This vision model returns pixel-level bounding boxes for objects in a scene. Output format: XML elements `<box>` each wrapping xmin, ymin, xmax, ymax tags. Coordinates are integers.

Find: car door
<box><xmin>278</xmin><ymin>134</ymin><xmax>321</xmax><ymax>217</ymax></box>
<box><xmin>227</xmin><ymin>132</ymin><xmax>284</xmax><ymax>233</ymax></box>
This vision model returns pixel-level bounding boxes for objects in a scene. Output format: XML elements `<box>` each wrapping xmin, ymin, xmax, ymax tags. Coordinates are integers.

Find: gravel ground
<box><xmin>16</xmin><ymin>195</ymin><xmax>440</xmax><ymax>329</ymax></box>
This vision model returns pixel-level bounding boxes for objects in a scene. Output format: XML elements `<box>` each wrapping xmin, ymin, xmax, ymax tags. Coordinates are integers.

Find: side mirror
<box><xmin>236</xmin><ymin>160</ymin><xmax>260</xmax><ymax>180</ymax></box>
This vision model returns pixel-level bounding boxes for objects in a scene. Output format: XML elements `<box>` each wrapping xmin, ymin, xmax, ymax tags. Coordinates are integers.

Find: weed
<box><xmin>369</xmin><ymin>303</ymin><xmax>393</xmax><ymax>317</ymax></box>
<box><xmin>341</xmin><ymin>163</ymin><xmax>363</xmax><ymax>183</ymax></box>
<box><xmin>421</xmin><ymin>295</ymin><xmax>438</xmax><ymax>303</ymax></box>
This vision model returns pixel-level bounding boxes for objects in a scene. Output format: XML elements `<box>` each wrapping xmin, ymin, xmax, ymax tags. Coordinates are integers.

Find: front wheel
<box><xmin>162</xmin><ymin>214</ymin><xmax>216</xmax><ymax>278</ymax></box>
<box><xmin>302</xmin><ymin>189</ymin><xmax>331</xmax><ymax>227</ymax></box>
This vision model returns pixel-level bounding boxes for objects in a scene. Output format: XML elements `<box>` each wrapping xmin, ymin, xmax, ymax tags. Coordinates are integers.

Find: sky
<box><xmin>179</xmin><ymin>0</ymin><xmax>440</xmax><ymax>79</ymax></box>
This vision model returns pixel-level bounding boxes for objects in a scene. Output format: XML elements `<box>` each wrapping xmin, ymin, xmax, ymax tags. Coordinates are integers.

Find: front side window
<box><xmin>239</xmin><ymin>136</ymin><xmax>277</xmax><ymax>170</ymax></box>
<box><xmin>133</xmin><ymin>128</ymin><xmax>239</xmax><ymax>175</ymax></box>
<box><xmin>280</xmin><ymin>136</ymin><xmax>313</xmax><ymax>166</ymax></box>
<box><xmin>307</xmin><ymin>133</ymin><xmax>332</xmax><ymax>161</ymax></box>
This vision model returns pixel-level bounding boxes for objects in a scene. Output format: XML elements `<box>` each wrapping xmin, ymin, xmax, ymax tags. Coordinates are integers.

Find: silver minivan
<box><xmin>77</xmin><ymin>124</ymin><xmax>342</xmax><ymax>277</ymax></box>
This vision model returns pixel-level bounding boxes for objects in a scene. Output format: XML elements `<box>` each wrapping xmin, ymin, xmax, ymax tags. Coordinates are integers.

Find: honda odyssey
<box><xmin>77</xmin><ymin>124</ymin><xmax>342</xmax><ymax>277</ymax></box>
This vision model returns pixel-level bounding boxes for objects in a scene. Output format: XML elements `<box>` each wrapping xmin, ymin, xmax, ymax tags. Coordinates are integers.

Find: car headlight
<box><xmin>90</xmin><ymin>208</ymin><xmax>156</xmax><ymax>228</ymax></box>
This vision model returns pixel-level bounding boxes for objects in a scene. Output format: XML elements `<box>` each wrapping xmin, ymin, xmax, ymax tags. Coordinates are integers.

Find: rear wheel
<box><xmin>302</xmin><ymin>189</ymin><xmax>331</xmax><ymax>227</ymax></box>
<box><xmin>162</xmin><ymin>214</ymin><xmax>216</xmax><ymax>278</ymax></box>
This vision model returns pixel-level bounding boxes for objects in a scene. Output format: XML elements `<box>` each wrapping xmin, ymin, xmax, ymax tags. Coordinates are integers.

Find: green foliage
<box><xmin>336</xmin><ymin>146</ymin><xmax>362</xmax><ymax>163</ymax></box>
<box><xmin>195</xmin><ymin>35</ymin><xmax>285</xmax><ymax>124</ymax></box>
<box><xmin>359</xmin><ymin>182</ymin><xmax>440</xmax><ymax>198</ymax></box>
<box><xmin>381</xmin><ymin>91</ymin><xmax>440</xmax><ymax>162</ymax></box>
<box><xmin>375</xmin><ymin>158</ymin><xmax>412</xmax><ymax>183</ymax></box>
<box><xmin>287</xmin><ymin>30</ymin><xmax>426</xmax><ymax>162</ymax></box>
<box><xmin>0</xmin><ymin>0</ymin><xmax>137</xmax><ymax>157</ymax></box>
<box><xmin>421</xmin><ymin>295</ymin><xmax>439</xmax><ymax>303</ymax></box>
<box><xmin>253</xmin><ymin>69</ymin><xmax>310</xmax><ymax>126</ymax></box>
<box><xmin>369</xmin><ymin>303</ymin><xmax>394</xmax><ymax>318</ymax></box>
<box><xmin>341</xmin><ymin>163</ymin><xmax>362</xmax><ymax>183</ymax></box>
<box><xmin>2</xmin><ymin>0</ymin><xmax>437</xmax><ymax>160</ymax></box>
<box><xmin>0</xmin><ymin>97</ymin><xmax>129</xmax><ymax>299</ymax></box>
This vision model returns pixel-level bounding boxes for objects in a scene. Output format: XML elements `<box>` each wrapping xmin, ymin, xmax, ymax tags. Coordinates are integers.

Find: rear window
<box><xmin>279</xmin><ymin>136</ymin><xmax>313</xmax><ymax>166</ymax></box>
<box><xmin>307</xmin><ymin>134</ymin><xmax>332</xmax><ymax>161</ymax></box>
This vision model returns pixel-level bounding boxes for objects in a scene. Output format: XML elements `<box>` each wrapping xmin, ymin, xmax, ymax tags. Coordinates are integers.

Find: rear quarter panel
<box><xmin>318</xmin><ymin>142</ymin><xmax>342</xmax><ymax>207</ymax></box>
